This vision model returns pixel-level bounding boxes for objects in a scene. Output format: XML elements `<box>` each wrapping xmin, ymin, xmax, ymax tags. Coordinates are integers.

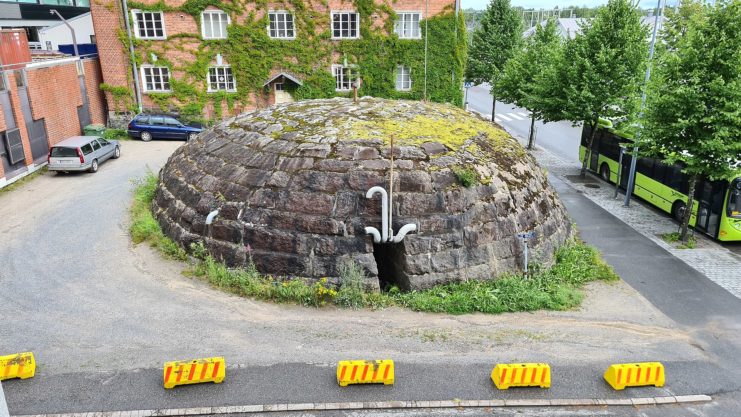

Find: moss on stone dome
<box><xmin>154</xmin><ymin>97</ymin><xmax>572</xmax><ymax>290</ymax></box>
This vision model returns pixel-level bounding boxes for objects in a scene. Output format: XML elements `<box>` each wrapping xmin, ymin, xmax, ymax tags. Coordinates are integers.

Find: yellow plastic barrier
<box><xmin>603</xmin><ymin>362</ymin><xmax>665</xmax><ymax>390</ymax></box>
<box><xmin>163</xmin><ymin>356</ymin><xmax>225</xmax><ymax>389</ymax></box>
<box><xmin>491</xmin><ymin>363</ymin><xmax>550</xmax><ymax>389</ymax></box>
<box><xmin>337</xmin><ymin>360</ymin><xmax>394</xmax><ymax>387</ymax></box>
<box><xmin>0</xmin><ymin>352</ymin><xmax>35</xmax><ymax>381</ymax></box>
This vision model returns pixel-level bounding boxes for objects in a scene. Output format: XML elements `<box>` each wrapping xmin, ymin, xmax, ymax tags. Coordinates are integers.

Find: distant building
<box><xmin>90</xmin><ymin>0</ymin><xmax>467</xmax><ymax>124</ymax></box>
<box><xmin>38</xmin><ymin>12</ymin><xmax>95</xmax><ymax>51</ymax></box>
<box><xmin>523</xmin><ymin>16</ymin><xmax>667</xmax><ymax>39</ymax></box>
<box><xmin>0</xmin><ymin>0</ymin><xmax>91</xmax><ymax>51</ymax></box>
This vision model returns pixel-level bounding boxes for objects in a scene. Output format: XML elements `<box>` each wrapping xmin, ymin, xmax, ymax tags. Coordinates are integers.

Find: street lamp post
<box><xmin>49</xmin><ymin>10</ymin><xmax>79</xmax><ymax>57</ymax></box>
<box><xmin>623</xmin><ymin>0</ymin><xmax>666</xmax><ymax>207</ymax></box>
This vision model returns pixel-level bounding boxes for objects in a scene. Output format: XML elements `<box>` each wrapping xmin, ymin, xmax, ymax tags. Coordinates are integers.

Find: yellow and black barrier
<box><xmin>604</xmin><ymin>362</ymin><xmax>664</xmax><ymax>390</ymax></box>
<box><xmin>491</xmin><ymin>363</ymin><xmax>550</xmax><ymax>390</ymax></box>
<box><xmin>163</xmin><ymin>356</ymin><xmax>225</xmax><ymax>389</ymax></box>
<box><xmin>0</xmin><ymin>352</ymin><xmax>35</xmax><ymax>381</ymax></box>
<box><xmin>337</xmin><ymin>360</ymin><xmax>394</xmax><ymax>387</ymax></box>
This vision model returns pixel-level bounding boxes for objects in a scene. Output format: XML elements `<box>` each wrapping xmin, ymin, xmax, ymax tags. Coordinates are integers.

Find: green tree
<box><xmin>465</xmin><ymin>0</ymin><xmax>523</xmax><ymax>119</ymax></box>
<box><xmin>541</xmin><ymin>0</ymin><xmax>648</xmax><ymax>177</ymax></box>
<box><xmin>660</xmin><ymin>0</ymin><xmax>705</xmax><ymax>53</ymax></box>
<box><xmin>639</xmin><ymin>0</ymin><xmax>741</xmax><ymax>243</ymax></box>
<box><xmin>498</xmin><ymin>18</ymin><xmax>562</xmax><ymax>149</ymax></box>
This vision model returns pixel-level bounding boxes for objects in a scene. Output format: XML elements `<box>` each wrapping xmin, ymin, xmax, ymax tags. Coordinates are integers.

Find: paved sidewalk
<box><xmin>529</xmin><ymin>141</ymin><xmax>741</xmax><ymax>300</ymax></box>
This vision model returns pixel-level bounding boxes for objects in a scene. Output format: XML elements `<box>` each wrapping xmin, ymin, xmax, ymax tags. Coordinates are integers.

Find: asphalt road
<box><xmin>465</xmin><ymin>83</ymin><xmax>582</xmax><ymax>163</ymax></box>
<box><xmin>1</xmin><ymin>133</ymin><xmax>740</xmax><ymax>415</ymax></box>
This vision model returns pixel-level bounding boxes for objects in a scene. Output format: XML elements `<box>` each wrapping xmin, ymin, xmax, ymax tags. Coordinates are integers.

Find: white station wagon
<box><xmin>48</xmin><ymin>136</ymin><xmax>120</xmax><ymax>173</ymax></box>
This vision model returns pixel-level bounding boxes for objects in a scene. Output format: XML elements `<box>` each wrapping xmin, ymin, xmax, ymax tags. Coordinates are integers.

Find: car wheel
<box><xmin>187</xmin><ymin>132</ymin><xmax>198</xmax><ymax>142</ymax></box>
<box><xmin>89</xmin><ymin>159</ymin><xmax>99</xmax><ymax>173</ymax></box>
<box><xmin>141</xmin><ymin>131</ymin><xmax>152</xmax><ymax>142</ymax></box>
<box><xmin>672</xmin><ymin>201</ymin><xmax>686</xmax><ymax>222</ymax></box>
<box><xmin>113</xmin><ymin>146</ymin><xmax>121</xmax><ymax>159</ymax></box>
<box><xmin>600</xmin><ymin>163</ymin><xmax>611</xmax><ymax>182</ymax></box>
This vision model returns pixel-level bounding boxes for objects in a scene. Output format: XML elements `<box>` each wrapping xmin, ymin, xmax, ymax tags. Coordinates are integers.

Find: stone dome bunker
<box><xmin>153</xmin><ymin>97</ymin><xmax>573</xmax><ymax>291</ymax></box>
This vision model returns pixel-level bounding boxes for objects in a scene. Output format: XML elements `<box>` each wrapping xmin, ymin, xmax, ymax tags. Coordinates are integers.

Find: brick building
<box><xmin>0</xmin><ymin>30</ymin><xmax>106</xmax><ymax>188</ymax></box>
<box><xmin>90</xmin><ymin>0</ymin><xmax>466</xmax><ymax>123</ymax></box>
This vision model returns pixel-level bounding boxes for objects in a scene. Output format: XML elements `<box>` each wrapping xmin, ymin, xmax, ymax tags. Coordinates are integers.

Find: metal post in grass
<box><xmin>517</xmin><ymin>232</ymin><xmax>536</xmax><ymax>277</ymax></box>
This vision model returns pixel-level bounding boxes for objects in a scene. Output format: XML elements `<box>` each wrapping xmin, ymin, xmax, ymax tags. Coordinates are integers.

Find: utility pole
<box><xmin>624</xmin><ymin>0</ymin><xmax>665</xmax><ymax>207</ymax></box>
<box><xmin>49</xmin><ymin>9</ymin><xmax>78</xmax><ymax>57</ymax></box>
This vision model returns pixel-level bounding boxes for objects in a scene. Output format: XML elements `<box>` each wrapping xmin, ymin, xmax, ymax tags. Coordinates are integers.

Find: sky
<box><xmin>462</xmin><ymin>0</ymin><xmax>667</xmax><ymax>10</ymax></box>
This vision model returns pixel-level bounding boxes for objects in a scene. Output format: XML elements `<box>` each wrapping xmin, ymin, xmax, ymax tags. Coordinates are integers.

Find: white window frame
<box><xmin>330</xmin><ymin>11</ymin><xmax>360</xmax><ymax>39</ymax></box>
<box><xmin>396</xmin><ymin>65</ymin><xmax>412</xmax><ymax>91</ymax></box>
<box><xmin>207</xmin><ymin>66</ymin><xmax>237</xmax><ymax>92</ymax></box>
<box><xmin>141</xmin><ymin>65</ymin><xmax>171</xmax><ymax>93</ymax></box>
<box><xmin>201</xmin><ymin>10</ymin><xmax>230</xmax><ymax>40</ymax></box>
<box><xmin>332</xmin><ymin>64</ymin><xmax>358</xmax><ymax>92</ymax></box>
<box><xmin>394</xmin><ymin>12</ymin><xmax>422</xmax><ymax>39</ymax></box>
<box><xmin>131</xmin><ymin>10</ymin><xmax>166</xmax><ymax>40</ymax></box>
<box><xmin>267</xmin><ymin>11</ymin><xmax>296</xmax><ymax>39</ymax></box>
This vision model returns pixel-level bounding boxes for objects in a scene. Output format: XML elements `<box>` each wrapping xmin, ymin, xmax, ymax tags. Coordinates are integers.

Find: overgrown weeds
<box><xmin>131</xmin><ymin>172</ymin><xmax>620</xmax><ymax>315</ymax></box>
<box><xmin>660</xmin><ymin>232</ymin><xmax>697</xmax><ymax>249</ymax></box>
<box><xmin>130</xmin><ymin>172</ymin><xmax>186</xmax><ymax>260</ymax></box>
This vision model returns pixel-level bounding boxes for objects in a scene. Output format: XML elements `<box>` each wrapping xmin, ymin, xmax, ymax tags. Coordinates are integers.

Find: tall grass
<box><xmin>130</xmin><ymin>173</ymin><xmax>186</xmax><ymax>260</ymax></box>
<box><xmin>131</xmin><ymin>172</ymin><xmax>619</xmax><ymax>315</ymax></box>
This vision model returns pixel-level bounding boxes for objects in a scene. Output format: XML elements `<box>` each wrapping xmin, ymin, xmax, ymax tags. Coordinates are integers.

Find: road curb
<box><xmin>13</xmin><ymin>395</ymin><xmax>712</xmax><ymax>417</ymax></box>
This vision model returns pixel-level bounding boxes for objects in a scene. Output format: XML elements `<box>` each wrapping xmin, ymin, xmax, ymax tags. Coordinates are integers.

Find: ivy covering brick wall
<box><xmin>100</xmin><ymin>0</ymin><xmax>466</xmax><ymax>121</ymax></box>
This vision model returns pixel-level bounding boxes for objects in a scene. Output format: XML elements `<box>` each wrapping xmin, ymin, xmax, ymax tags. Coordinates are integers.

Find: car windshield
<box><xmin>50</xmin><ymin>147</ymin><xmax>77</xmax><ymax>157</ymax></box>
<box><xmin>727</xmin><ymin>178</ymin><xmax>741</xmax><ymax>218</ymax></box>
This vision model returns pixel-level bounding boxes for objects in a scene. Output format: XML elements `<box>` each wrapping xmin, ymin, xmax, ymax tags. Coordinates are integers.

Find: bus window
<box><xmin>654</xmin><ymin>160</ymin><xmax>669</xmax><ymax>185</ymax></box>
<box><xmin>637</xmin><ymin>157</ymin><xmax>655</xmax><ymax>177</ymax></box>
<box><xmin>601</xmin><ymin>132</ymin><xmax>620</xmax><ymax>161</ymax></box>
<box><xmin>728</xmin><ymin>179</ymin><xmax>741</xmax><ymax>219</ymax></box>
<box><xmin>665</xmin><ymin>165</ymin><xmax>683</xmax><ymax>190</ymax></box>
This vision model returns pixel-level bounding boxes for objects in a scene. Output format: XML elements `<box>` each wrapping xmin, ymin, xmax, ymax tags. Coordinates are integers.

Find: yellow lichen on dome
<box><xmin>347</xmin><ymin>113</ymin><xmax>515</xmax><ymax>153</ymax></box>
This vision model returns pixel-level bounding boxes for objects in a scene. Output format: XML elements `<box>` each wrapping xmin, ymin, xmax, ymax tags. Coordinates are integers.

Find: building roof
<box><xmin>524</xmin><ymin>16</ymin><xmax>667</xmax><ymax>39</ymax></box>
<box><xmin>263</xmin><ymin>72</ymin><xmax>303</xmax><ymax>87</ymax></box>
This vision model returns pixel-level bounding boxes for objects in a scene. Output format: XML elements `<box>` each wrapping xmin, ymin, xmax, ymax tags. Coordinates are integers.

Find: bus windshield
<box><xmin>728</xmin><ymin>178</ymin><xmax>741</xmax><ymax>219</ymax></box>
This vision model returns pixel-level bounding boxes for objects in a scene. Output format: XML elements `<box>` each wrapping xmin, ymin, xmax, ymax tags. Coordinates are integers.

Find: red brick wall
<box><xmin>84</xmin><ymin>59</ymin><xmax>107</xmax><ymax>125</ymax></box>
<box><xmin>5</xmin><ymin>72</ymin><xmax>34</xmax><ymax>166</ymax></box>
<box><xmin>90</xmin><ymin>0</ymin><xmax>132</xmax><ymax>113</ymax></box>
<box><xmin>26</xmin><ymin>61</ymin><xmax>84</xmax><ymax>148</ymax></box>
<box><xmin>92</xmin><ymin>0</ymin><xmax>456</xmax><ymax>121</ymax></box>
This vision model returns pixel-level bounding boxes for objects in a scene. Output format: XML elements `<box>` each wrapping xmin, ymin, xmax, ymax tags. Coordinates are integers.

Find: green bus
<box><xmin>579</xmin><ymin>124</ymin><xmax>741</xmax><ymax>242</ymax></box>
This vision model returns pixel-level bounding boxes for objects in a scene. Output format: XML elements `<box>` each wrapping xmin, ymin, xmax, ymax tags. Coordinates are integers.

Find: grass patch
<box><xmin>104</xmin><ymin>128</ymin><xmax>130</xmax><ymax>141</ymax></box>
<box><xmin>132</xmin><ymin>172</ymin><xmax>619</xmax><ymax>315</ymax></box>
<box><xmin>130</xmin><ymin>172</ymin><xmax>186</xmax><ymax>260</ymax></box>
<box><xmin>661</xmin><ymin>232</ymin><xmax>697</xmax><ymax>249</ymax></box>
<box><xmin>0</xmin><ymin>167</ymin><xmax>48</xmax><ymax>194</ymax></box>
<box><xmin>453</xmin><ymin>167</ymin><xmax>477</xmax><ymax>187</ymax></box>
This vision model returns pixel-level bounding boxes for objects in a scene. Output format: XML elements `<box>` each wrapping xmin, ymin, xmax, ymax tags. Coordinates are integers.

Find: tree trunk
<box><xmin>491</xmin><ymin>95</ymin><xmax>496</xmax><ymax>121</ymax></box>
<box><xmin>680</xmin><ymin>175</ymin><xmax>698</xmax><ymax>244</ymax></box>
<box><xmin>580</xmin><ymin>120</ymin><xmax>597</xmax><ymax>178</ymax></box>
<box><xmin>527</xmin><ymin>115</ymin><xmax>536</xmax><ymax>150</ymax></box>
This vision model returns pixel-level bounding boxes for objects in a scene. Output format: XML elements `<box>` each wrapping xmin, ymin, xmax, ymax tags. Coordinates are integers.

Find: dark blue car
<box><xmin>127</xmin><ymin>114</ymin><xmax>202</xmax><ymax>142</ymax></box>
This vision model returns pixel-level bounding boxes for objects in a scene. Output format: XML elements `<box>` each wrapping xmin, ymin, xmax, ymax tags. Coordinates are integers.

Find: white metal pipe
<box><xmin>205</xmin><ymin>209</ymin><xmax>219</xmax><ymax>225</ymax></box>
<box><xmin>392</xmin><ymin>224</ymin><xmax>417</xmax><ymax>243</ymax></box>
<box><xmin>366</xmin><ymin>186</ymin><xmax>388</xmax><ymax>242</ymax></box>
<box><xmin>365</xmin><ymin>227</ymin><xmax>382</xmax><ymax>243</ymax></box>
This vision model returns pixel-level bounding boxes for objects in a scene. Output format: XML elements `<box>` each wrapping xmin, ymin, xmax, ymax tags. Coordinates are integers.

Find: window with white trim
<box><xmin>208</xmin><ymin>66</ymin><xmax>236</xmax><ymax>92</ymax></box>
<box><xmin>132</xmin><ymin>11</ymin><xmax>165</xmax><ymax>39</ymax></box>
<box><xmin>202</xmin><ymin>10</ymin><xmax>229</xmax><ymax>39</ymax></box>
<box><xmin>331</xmin><ymin>12</ymin><xmax>359</xmax><ymax>39</ymax></box>
<box><xmin>394</xmin><ymin>12</ymin><xmax>421</xmax><ymax>39</ymax></box>
<box><xmin>268</xmin><ymin>11</ymin><xmax>295</xmax><ymax>39</ymax></box>
<box><xmin>332</xmin><ymin>64</ymin><xmax>358</xmax><ymax>91</ymax></box>
<box><xmin>396</xmin><ymin>66</ymin><xmax>411</xmax><ymax>91</ymax></box>
<box><xmin>141</xmin><ymin>66</ymin><xmax>171</xmax><ymax>92</ymax></box>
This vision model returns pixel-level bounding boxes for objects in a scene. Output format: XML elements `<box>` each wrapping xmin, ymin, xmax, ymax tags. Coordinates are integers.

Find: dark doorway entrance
<box><xmin>372</xmin><ymin>242</ymin><xmax>411</xmax><ymax>291</ymax></box>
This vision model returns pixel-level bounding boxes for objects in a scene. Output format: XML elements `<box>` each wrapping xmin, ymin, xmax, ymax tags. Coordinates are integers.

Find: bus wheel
<box><xmin>672</xmin><ymin>201</ymin><xmax>686</xmax><ymax>222</ymax></box>
<box><xmin>600</xmin><ymin>163</ymin><xmax>611</xmax><ymax>182</ymax></box>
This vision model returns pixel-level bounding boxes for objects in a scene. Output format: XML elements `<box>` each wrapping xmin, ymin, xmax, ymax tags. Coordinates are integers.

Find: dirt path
<box><xmin>0</xmin><ymin>141</ymin><xmax>704</xmax><ymax>376</ymax></box>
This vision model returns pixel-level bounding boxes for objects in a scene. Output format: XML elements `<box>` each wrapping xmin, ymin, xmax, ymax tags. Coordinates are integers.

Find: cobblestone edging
<box><xmin>529</xmin><ymin>141</ymin><xmax>741</xmax><ymax>300</ymax></box>
<box><xmin>12</xmin><ymin>395</ymin><xmax>713</xmax><ymax>417</ymax></box>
